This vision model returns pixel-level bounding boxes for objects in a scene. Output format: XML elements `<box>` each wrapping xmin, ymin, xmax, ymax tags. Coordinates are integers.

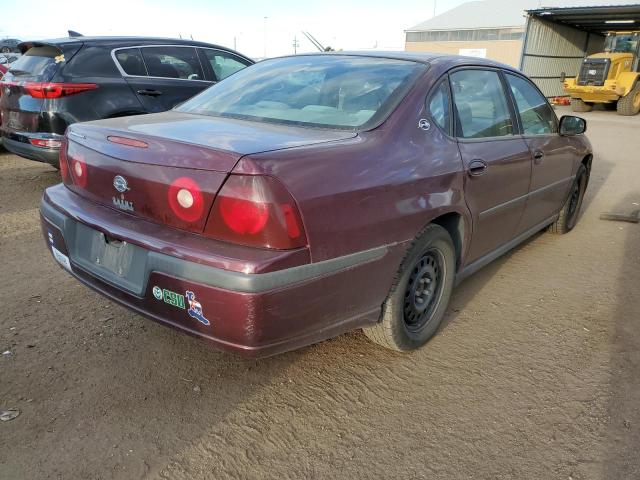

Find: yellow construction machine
<box><xmin>563</xmin><ymin>31</ymin><xmax>640</xmax><ymax>115</ymax></box>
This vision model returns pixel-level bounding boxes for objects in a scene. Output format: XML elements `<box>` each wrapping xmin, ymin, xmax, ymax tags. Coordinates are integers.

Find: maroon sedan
<box><xmin>40</xmin><ymin>53</ymin><xmax>591</xmax><ymax>357</ymax></box>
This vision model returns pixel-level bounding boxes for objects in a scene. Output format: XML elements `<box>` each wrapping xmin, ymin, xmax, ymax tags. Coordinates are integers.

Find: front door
<box><xmin>504</xmin><ymin>73</ymin><xmax>577</xmax><ymax>231</ymax></box>
<box><xmin>450</xmin><ymin>68</ymin><xmax>532</xmax><ymax>264</ymax></box>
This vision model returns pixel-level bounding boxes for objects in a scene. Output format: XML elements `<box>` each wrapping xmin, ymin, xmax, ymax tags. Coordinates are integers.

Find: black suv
<box><xmin>0</xmin><ymin>36</ymin><xmax>253</xmax><ymax>167</ymax></box>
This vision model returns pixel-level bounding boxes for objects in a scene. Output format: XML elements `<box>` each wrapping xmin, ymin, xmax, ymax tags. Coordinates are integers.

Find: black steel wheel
<box><xmin>403</xmin><ymin>249</ymin><xmax>445</xmax><ymax>333</ymax></box>
<box><xmin>549</xmin><ymin>164</ymin><xmax>588</xmax><ymax>234</ymax></box>
<box><xmin>364</xmin><ymin>224</ymin><xmax>456</xmax><ymax>351</ymax></box>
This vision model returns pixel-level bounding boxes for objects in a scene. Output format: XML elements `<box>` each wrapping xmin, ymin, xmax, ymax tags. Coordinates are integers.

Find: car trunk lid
<box><xmin>63</xmin><ymin>112</ymin><xmax>356</xmax><ymax>233</ymax></box>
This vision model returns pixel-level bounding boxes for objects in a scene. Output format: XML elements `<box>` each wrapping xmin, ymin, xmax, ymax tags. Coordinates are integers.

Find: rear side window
<box><xmin>140</xmin><ymin>46</ymin><xmax>204</xmax><ymax>80</ymax></box>
<box><xmin>115</xmin><ymin>48</ymin><xmax>146</xmax><ymax>76</ymax></box>
<box><xmin>64</xmin><ymin>46</ymin><xmax>119</xmax><ymax>77</ymax></box>
<box><xmin>7</xmin><ymin>46</ymin><xmax>62</xmax><ymax>82</ymax></box>
<box><xmin>428</xmin><ymin>79</ymin><xmax>452</xmax><ymax>135</ymax></box>
<box><xmin>201</xmin><ymin>49</ymin><xmax>250</xmax><ymax>80</ymax></box>
<box><xmin>505</xmin><ymin>73</ymin><xmax>558</xmax><ymax>135</ymax></box>
<box><xmin>450</xmin><ymin>69</ymin><xmax>514</xmax><ymax>139</ymax></box>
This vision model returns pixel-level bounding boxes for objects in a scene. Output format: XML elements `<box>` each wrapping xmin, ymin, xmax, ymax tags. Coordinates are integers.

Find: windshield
<box><xmin>604</xmin><ymin>34</ymin><xmax>639</xmax><ymax>53</ymax></box>
<box><xmin>176</xmin><ymin>55</ymin><xmax>427</xmax><ymax>129</ymax></box>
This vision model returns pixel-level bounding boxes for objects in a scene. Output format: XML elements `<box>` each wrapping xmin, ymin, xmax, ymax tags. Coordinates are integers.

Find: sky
<box><xmin>0</xmin><ymin>0</ymin><xmax>469</xmax><ymax>58</ymax></box>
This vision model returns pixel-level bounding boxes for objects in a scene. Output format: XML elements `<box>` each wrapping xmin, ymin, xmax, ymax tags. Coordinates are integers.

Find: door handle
<box><xmin>137</xmin><ymin>89</ymin><xmax>163</xmax><ymax>97</ymax></box>
<box><xmin>533</xmin><ymin>150</ymin><xmax>545</xmax><ymax>164</ymax></box>
<box><xmin>468</xmin><ymin>160</ymin><xmax>488</xmax><ymax>177</ymax></box>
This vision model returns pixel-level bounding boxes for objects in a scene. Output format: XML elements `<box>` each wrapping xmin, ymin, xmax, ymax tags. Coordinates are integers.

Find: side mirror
<box><xmin>559</xmin><ymin>115</ymin><xmax>587</xmax><ymax>136</ymax></box>
<box><xmin>560</xmin><ymin>72</ymin><xmax>566</xmax><ymax>82</ymax></box>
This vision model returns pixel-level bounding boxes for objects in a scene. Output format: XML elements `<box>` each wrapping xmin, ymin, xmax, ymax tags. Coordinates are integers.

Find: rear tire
<box><xmin>548</xmin><ymin>164</ymin><xmax>588</xmax><ymax>235</ymax></box>
<box><xmin>571</xmin><ymin>98</ymin><xmax>593</xmax><ymax>112</ymax></box>
<box><xmin>616</xmin><ymin>84</ymin><xmax>640</xmax><ymax>116</ymax></box>
<box><xmin>364</xmin><ymin>224</ymin><xmax>455</xmax><ymax>352</ymax></box>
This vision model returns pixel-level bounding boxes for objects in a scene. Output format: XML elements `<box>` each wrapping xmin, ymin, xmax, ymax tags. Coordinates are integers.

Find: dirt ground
<box><xmin>0</xmin><ymin>106</ymin><xmax>639</xmax><ymax>480</ymax></box>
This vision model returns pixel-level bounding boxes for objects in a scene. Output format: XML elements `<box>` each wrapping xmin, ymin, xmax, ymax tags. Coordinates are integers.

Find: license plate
<box><xmin>6</xmin><ymin>111</ymin><xmax>22</xmax><ymax>130</ymax></box>
<box><xmin>52</xmin><ymin>246</ymin><xmax>72</xmax><ymax>271</ymax></box>
<box><xmin>89</xmin><ymin>232</ymin><xmax>134</xmax><ymax>277</ymax></box>
<box><xmin>588</xmin><ymin>69</ymin><xmax>597</xmax><ymax>75</ymax></box>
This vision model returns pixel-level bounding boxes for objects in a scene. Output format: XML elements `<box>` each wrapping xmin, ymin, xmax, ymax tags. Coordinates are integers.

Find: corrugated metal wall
<box><xmin>520</xmin><ymin>17</ymin><xmax>604</xmax><ymax>97</ymax></box>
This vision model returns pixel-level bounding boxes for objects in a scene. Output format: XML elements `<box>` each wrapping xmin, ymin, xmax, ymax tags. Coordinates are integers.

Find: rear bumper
<box><xmin>40</xmin><ymin>185</ymin><xmax>403</xmax><ymax>357</ymax></box>
<box><xmin>1</xmin><ymin>134</ymin><xmax>60</xmax><ymax>166</ymax></box>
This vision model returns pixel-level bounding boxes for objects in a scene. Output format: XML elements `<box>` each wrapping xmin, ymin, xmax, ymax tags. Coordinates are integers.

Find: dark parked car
<box><xmin>0</xmin><ymin>38</ymin><xmax>21</xmax><ymax>53</ymax></box>
<box><xmin>40</xmin><ymin>53</ymin><xmax>592</xmax><ymax>357</ymax></box>
<box><xmin>0</xmin><ymin>36</ymin><xmax>253</xmax><ymax>166</ymax></box>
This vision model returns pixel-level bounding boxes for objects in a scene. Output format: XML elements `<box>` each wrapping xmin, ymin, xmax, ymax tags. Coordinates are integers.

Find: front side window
<box><xmin>140</xmin><ymin>47</ymin><xmax>204</xmax><ymax>80</ymax></box>
<box><xmin>450</xmin><ymin>69</ymin><xmax>514</xmax><ymax>138</ymax></box>
<box><xmin>177</xmin><ymin>55</ymin><xmax>427</xmax><ymax>129</ymax></box>
<box><xmin>202</xmin><ymin>49</ymin><xmax>250</xmax><ymax>81</ymax></box>
<box><xmin>428</xmin><ymin>79</ymin><xmax>451</xmax><ymax>135</ymax></box>
<box><xmin>115</xmin><ymin>48</ymin><xmax>146</xmax><ymax>76</ymax></box>
<box><xmin>506</xmin><ymin>74</ymin><xmax>557</xmax><ymax>135</ymax></box>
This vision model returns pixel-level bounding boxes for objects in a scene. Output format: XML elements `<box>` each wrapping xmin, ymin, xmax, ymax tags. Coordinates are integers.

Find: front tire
<box><xmin>549</xmin><ymin>164</ymin><xmax>588</xmax><ymax>234</ymax></box>
<box><xmin>571</xmin><ymin>98</ymin><xmax>593</xmax><ymax>112</ymax></box>
<box><xmin>616</xmin><ymin>84</ymin><xmax>640</xmax><ymax>116</ymax></box>
<box><xmin>364</xmin><ymin>224</ymin><xmax>455</xmax><ymax>351</ymax></box>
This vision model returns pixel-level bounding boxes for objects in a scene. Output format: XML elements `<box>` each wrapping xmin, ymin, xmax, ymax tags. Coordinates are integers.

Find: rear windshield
<box><xmin>7</xmin><ymin>46</ymin><xmax>63</xmax><ymax>81</ymax></box>
<box><xmin>176</xmin><ymin>55</ymin><xmax>427</xmax><ymax>130</ymax></box>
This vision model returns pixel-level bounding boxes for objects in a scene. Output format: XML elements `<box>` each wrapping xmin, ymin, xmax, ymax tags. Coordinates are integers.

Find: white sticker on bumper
<box><xmin>52</xmin><ymin>246</ymin><xmax>71</xmax><ymax>271</ymax></box>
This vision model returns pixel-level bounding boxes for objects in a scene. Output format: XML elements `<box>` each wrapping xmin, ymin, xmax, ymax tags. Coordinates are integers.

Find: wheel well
<box><xmin>431</xmin><ymin>212</ymin><xmax>464</xmax><ymax>271</ymax></box>
<box><xmin>581</xmin><ymin>154</ymin><xmax>592</xmax><ymax>182</ymax></box>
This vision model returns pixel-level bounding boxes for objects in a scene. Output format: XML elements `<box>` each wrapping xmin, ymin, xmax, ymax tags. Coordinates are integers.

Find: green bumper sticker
<box><xmin>152</xmin><ymin>286</ymin><xmax>185</xmax><ymax>309</ymax></box>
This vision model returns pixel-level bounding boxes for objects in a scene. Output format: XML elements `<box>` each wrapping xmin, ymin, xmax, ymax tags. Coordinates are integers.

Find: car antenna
<box><xmin>68</xmin><ymin>30</ymin><xmax>83</xmax><ymax>38</ymax></box>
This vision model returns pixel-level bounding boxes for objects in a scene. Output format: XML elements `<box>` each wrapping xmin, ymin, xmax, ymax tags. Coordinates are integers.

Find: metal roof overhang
<box><xmin>527</xmin><ymin>4</ymin><xmax>640</xmax><ymax>33</ymax></box>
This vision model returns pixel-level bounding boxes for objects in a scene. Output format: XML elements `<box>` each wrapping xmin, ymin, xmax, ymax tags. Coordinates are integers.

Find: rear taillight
<box><xmin>29</xmin><ymin>138</ymin><xmax>62</xmax><ymax>149</ymax></box>
<box><xmin>22</xmin><ymin>82</ymin><xmax>98</xmax><ymax>99</ymax></box>
<box><xmin>205</xmin><ymin>175</ymin><xmax>307</xmax><ymax>250</ymax></box>
<box><xmin>69</xmin><ymin>153</ymin><xmax>88</xmax><ymax>188</ymax></box>
<box><xmin>167</xmin><ymin>177</ymin><xmax>205</xmax><ymax>223</ymax></box>
<box><xmin>59</xmin><ymin>138</ymin><xmax>69</xmax><ymax>181</ymax></box>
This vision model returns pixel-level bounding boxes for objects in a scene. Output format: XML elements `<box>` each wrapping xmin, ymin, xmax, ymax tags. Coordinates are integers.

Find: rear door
<box><xmin>450</xmin><ymin>68</ymin><xmax>532</xmax><ymax>264</ymax></box>
<box><xmin>114</xmin><ymin>45</ymin><xmax>211</xmax><ymax>113</ymax></box>
<box><xmin>504</xmin><ymin>72</ymin><xmax>576</xmax><ymax>231</ymax></box>
<box><xmin>0</xmin><ymin>43</ymin><xmax>81</xmax><ymax>137</ymax></box>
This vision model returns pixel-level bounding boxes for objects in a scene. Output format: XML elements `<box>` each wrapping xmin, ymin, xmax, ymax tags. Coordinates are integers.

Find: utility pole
<box><xmin>292</xmin><ymin>36</ymin><xmax>299</xmax><ymax>54</ymax></box>
<box><xmin>263</xmin><ymin>16</ymin><xmax>268</xmax><ymax>59</ymax></box>
<box><xmin>433</xmin><ymin>0</ymin><xmax>437</xmax><ymax>17</ymax></box>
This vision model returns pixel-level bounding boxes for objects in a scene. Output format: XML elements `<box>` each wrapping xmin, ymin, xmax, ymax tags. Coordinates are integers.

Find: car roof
<box><xmin>271</xmin><ymin>51</ymin><xmax>519</xmax><ymax>73</ymax></box>
<box><xmin>17</xmin><ymin>36</ymin><xmax>250</xmax><ymax>58</ymax></box>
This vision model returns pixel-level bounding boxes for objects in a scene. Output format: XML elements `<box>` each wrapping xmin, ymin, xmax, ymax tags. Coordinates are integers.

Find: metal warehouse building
<box><xmin>406</xmin><ymin>0</ymin><xmax>640</xmax><ymax>97</ymax></box>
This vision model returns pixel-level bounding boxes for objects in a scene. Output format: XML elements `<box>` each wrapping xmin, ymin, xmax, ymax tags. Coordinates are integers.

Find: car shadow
<box><xmin>602</xmin><ymin>192</ymin><xmax>640</xmax><ymax>478</ymax></box>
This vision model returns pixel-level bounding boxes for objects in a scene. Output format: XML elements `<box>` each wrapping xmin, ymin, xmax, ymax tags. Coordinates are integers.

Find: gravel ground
<box><xmin>0</xmin><ymin>107</ymin><xmax>639</xmax><ymax>480</ymax></box>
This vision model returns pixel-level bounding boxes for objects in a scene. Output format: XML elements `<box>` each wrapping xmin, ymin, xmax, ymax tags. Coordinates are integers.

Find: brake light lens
<box><xmin>167</xmin><ymin>177</ymin><xmax>204</xmax><ymax>223</ymax></box>
<box><xmin>205</xmin><ymin>175</ymin><xmax>307</xmax><ymax>250</ymax></box>
<box><xmin>59</xmin><ymin>138</ymin><xmax>69</xmax><ymax>181</ymax></box>
<box><xmin>107</xmin><ymin>136</ymin><xmax>149</xmax><ymax>148</ymax></box>
<box><xmin>22</xmin><ymin>82</ymin><xmax>98</xmax><ymax>99</ymax></box>
<box><xmin>69</xmin><ymin>152</ymin><xmax>88</xmax><ymax>188</ymax></box>
<box><xmin>29</xmin><ymin>138</ymin><xmax>62</xmax><ymax>149</ymax></box>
